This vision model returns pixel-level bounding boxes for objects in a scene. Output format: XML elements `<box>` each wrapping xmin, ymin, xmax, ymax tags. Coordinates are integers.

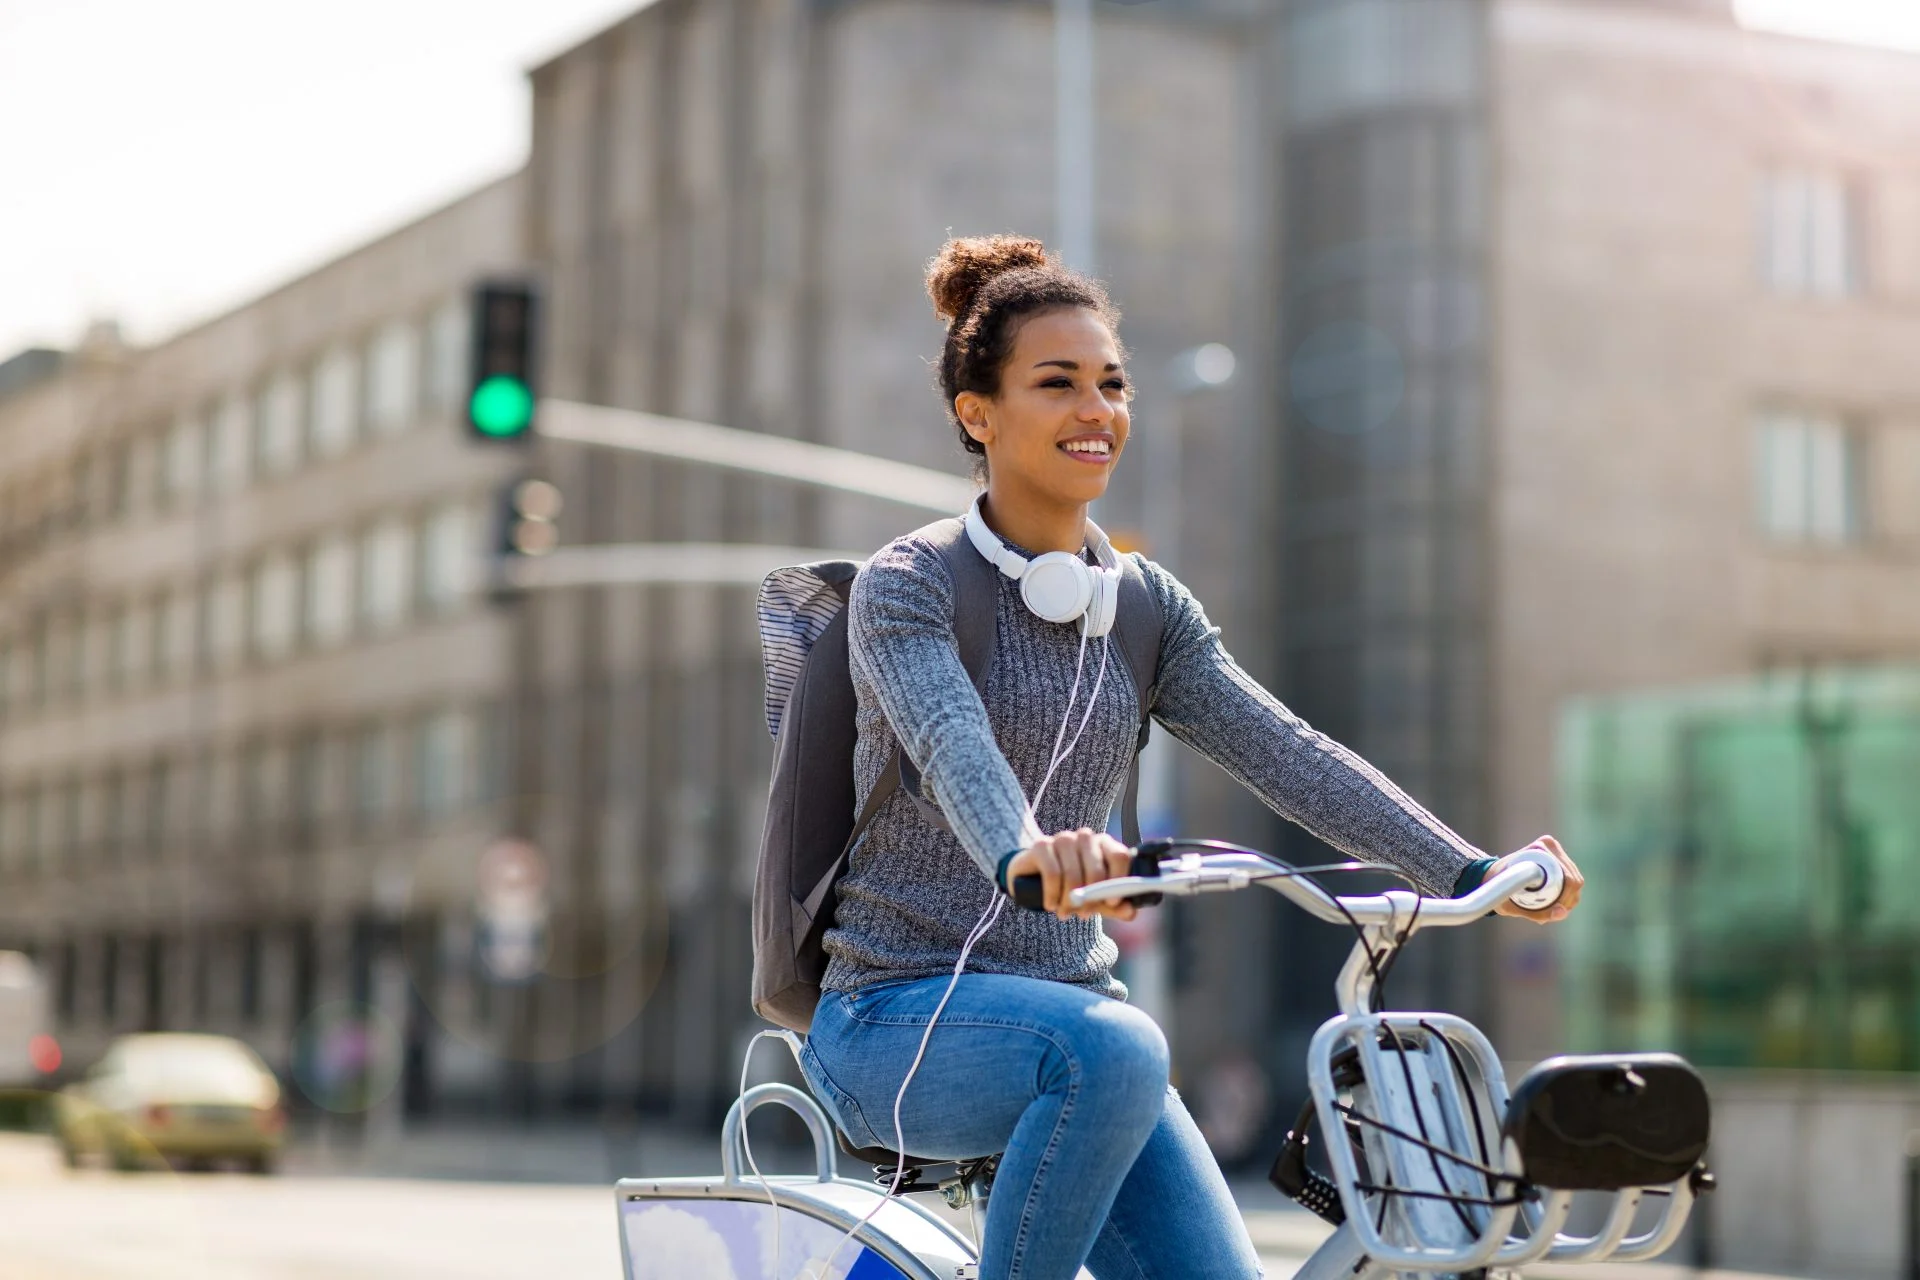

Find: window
<box><xmin>115</xmin><ymin>601</ymin><xmax>153</xmax><ymax>690</ymax></box>
<box><xmin>250</xmin><ymin>552</ymin><xmax>299</xmax><ymax>661</ymax></box>
<box><xmin>161</xmin><ymin>413</ymin><xmax>206</xmax><ymax>506</ymax></box>
<box><xmin>255</xmin><ymin>371</ymin><xmax>304</xmax><ymax>477</ymax></box>
<box><xmin>242</xmin><ymin>741</ymin><xmax>290</xmax><ymax>842</ymax></box>
<box><xmin>303</xmin><ymin>534</ymin><xmax>355</xmax><ymax>646</ymax></box>
<box><xmin>308</xmin><ymin>346</ymin><xmax>360</xmax><ymax>457</ymax></box>
<box><xmin>103</xmin><ymin>440</ymin><xmax>132</xmax><ymax>521</ymax></box>
<box><xmin>420</xmin><ymin>501</ymin><xmax>477</xmax><ymax>611</ymax></box>
<box><xmin>158</xmin><ymin>588</ymin><xmax>196</xmax><ymax>683</ymax></box>
<box><xmin>366</xmin><ymin>320</ymin><xmax>420</xmax><ymax>435</ymax></box>
<box><xmin>351</xmin><ymin>724</ymin><xmax>398</xmax><ymax>831</ymax></box>
<box><xmin>203</xmin><ymin>573</ymin><xmax>247</xmax><ymax>671</ymax></box>
<box><xmin>0</xmin><ymin>638</ymin><xmax>10</xmax><ymax>718</ymax></box>
<box><xmin>83</xmin><ymin>609</ymin><xmax>115</xmax><ymax>699</ymax></box>
<box><xmin>144</xmin><ymin>760</ymin><xmax>170</xmax><ymax>860</ymax></box>
<box><xmin>209</xmin><ymin>393</ymin><xmax>252</xmax><ymax>493</ymax></box>
<box><xmin>424</xmin><ymin>297</ymin><xmax>467</xmax><ymax>414</ymax></box>
<box><xmin>416</xmin><ymin>709</ymin><xmax>474</xmax><ymax>822</ymax></box>
<box><xmin>357</xmin><ymin>518</ymin><xmax>414</xmax><ymax>632</ymax></box>
<box><xmin>289</xmin><ymin>733</ymin><xmax>327</xmax><ymax>845</ymax></box>
<box><xmin>43</xmin><ymin>615</ymin><xmax>75</xmax><ymax>705</ymax></box>
<box><xmin>99</xmin><ymin>771</ymin><xmax>123</xmax><ymax>867</ymax></box>
<box><xmin>1756</xmin><ymin>410</ymin><xmax>1864</xmax><ymax>545</ymax></box>
<box><xmin>1758</xmin><ymin>170</ymin><xmax>1861</xmax><ymax>298</ymax></box>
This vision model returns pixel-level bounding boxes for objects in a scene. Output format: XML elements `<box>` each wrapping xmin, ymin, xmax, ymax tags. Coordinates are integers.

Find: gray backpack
<box><xmin>750</xmin><ymin>514</ymin><xmax>1163</xmax><ymax>1032</ymax></box>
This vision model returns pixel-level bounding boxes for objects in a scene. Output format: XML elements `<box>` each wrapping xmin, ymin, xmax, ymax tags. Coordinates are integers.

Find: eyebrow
<box><xmin>1033</xmin><ymin>360</ymin><xmax>1124</xmax><ymax>372</ymax></box>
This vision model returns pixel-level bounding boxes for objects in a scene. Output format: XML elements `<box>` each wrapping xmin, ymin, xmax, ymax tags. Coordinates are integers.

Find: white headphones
<box><xmin>964</xmin><ymin>496</ymin><xmax>1121</xmax><ymax>637</ymax></box>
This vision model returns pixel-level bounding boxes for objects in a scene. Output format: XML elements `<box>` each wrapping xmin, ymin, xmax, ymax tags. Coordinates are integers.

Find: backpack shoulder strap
<box><xmin>892</xmin><ymin>517</ymin><xmax>997</xmax><ymax>827</ymax></box>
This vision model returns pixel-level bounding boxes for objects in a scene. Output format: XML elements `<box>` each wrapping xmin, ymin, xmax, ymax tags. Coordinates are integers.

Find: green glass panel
<box><xmin>1560</xmin><ymin>668</ymin><xmax>1920</xmax><ymax>1073</ymax></box>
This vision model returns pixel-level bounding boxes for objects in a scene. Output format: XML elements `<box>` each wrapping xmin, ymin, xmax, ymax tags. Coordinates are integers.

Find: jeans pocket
<box><xmin>798</xmin><ymin>1040</ymin><xmax>877</xmax><ymax>1152</ymax></box>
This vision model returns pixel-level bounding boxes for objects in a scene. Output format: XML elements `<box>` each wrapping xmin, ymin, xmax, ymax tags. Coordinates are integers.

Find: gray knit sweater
<box><xmin>819</xmin><ymin>531</ymin><xmax>1486</xmax><ymax>1000</ymax></box>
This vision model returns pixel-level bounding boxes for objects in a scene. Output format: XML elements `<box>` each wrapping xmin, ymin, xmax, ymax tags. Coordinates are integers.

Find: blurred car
<box><xmin>55</xmin><ymin>1033</ymin><xmax>286</xmax><ymax>1172</ymax></box>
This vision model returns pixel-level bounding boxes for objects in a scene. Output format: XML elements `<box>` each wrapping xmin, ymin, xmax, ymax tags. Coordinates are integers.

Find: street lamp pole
<box><xmin>1056</xmin><ymin>0</ymin><xmax>1095</xmax><ymax>273</ymax></box>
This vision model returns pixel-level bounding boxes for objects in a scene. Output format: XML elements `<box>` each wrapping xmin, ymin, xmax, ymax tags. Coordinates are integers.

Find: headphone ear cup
<box><xmin>1021</xmin><ymin>553</ymin><xmax>1095</xmax><ymax>625</ymax></box>
<box><xmin>1081</xmin><ymin>567</ymin><xmax>1120</xmax><ymax>638</ymax></box>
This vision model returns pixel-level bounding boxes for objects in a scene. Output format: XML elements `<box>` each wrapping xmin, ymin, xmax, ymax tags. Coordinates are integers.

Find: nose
<box><xmin>1074</xmin><ymin>383</ymin><xmax>1116</xmax><ymax>425</ymax></box>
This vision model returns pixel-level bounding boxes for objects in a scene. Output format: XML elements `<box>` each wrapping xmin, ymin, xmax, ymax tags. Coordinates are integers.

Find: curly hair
<box><xmin>925</xmin><ymin>235</ymin><xmax>1123</xmax><ymax>471</ymax></box>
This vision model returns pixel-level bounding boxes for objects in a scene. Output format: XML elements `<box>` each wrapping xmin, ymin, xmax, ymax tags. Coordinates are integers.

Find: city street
<box><xmin>0</xmin><ymin>1131</ymin><xmax>1797</xmax><ymax>1280</ymax></box>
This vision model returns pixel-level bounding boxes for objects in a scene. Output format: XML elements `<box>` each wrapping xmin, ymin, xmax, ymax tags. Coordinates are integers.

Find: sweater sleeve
<box><xmin>847</xmin><ymin>537</ymin><xmax>1042</xmax><ymax>882</ymax></box>
<box><xmin>1137</xmin><ymin>556</ymin><xmax>1484</xmax><ymax>897</ymax></box>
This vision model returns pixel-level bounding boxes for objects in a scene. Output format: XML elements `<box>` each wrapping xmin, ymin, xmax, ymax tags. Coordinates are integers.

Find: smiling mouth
<box><xmin>1060</xmin><ymin>441</ymin><xmax>1113</xmax><ymax>464</ymax></box>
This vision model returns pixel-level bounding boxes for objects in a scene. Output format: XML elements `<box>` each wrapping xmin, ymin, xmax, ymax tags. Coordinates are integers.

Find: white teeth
<box><xmin>1063</xmin><ymin>441</ymin><xmax>1111</xmax><ymax>455</ymax></box>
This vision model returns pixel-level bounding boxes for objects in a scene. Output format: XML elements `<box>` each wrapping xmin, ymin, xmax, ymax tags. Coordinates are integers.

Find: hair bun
<box><xmin>926</xmin><ymin>235</ymin><xmax>1052</xmax><ymax>325</ymax></box>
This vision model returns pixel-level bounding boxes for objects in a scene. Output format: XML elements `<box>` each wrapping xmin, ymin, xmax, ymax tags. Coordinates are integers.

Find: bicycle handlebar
<box><xmin>1010</xmin><ymin>843</ymin><xmax>1565</xmax><ymax>929</ymax></box>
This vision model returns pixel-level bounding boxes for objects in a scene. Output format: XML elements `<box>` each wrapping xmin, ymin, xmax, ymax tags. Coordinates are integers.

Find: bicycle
<box><xmin>613</xmin><ymin>841</ymin><xmax>1712</xmax><ymax>1280</ymax></box>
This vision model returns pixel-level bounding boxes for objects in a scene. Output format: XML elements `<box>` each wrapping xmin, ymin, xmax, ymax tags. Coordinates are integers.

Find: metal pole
<box><xmin>1055</xmin><ymin>0</ymin><xmax>1096</xmax><ymax>273</ymax></box>
<box><xmin>534</xmin><ymin>398</ymin><xmax>976</xmax><ymax>516</ymax></box>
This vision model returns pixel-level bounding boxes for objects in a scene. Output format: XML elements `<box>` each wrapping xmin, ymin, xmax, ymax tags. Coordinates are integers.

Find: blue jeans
<box><xmin>799</xmin><ymin>973</ymin><xmax>1264</xmax><ymax>1280</ymax></box>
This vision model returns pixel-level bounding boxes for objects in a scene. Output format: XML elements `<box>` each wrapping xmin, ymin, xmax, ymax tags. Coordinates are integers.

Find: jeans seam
<box><xmin>1008</xmin><ymin>1036</ymin><xmax>1081</xmax><ymax>1279</ymax></box>
<box><xmin>801</xmin><ymin>1042</ymin><xmax>876</xmax><ymax>1150</ymax></box>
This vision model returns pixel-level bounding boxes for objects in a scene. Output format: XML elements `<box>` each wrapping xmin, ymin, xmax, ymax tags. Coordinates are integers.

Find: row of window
<box><xmin>1756</xmin><ymin>170</ymin><xmax>1862</xmax><ymax>300</ymax></box>
<box><xmin>0</xmin><ymin>499</ymin><xmax>483</xmax><ymax>721</ymax></box>
<box><xmin>0</xmin><ymin>297</ymin><xmax>468</xmax><ymax>560</ymax></box>
<box><xmin>0</xmin><ymin>705</ymin><xmax>500</xmax><ymax>881</ymax></box>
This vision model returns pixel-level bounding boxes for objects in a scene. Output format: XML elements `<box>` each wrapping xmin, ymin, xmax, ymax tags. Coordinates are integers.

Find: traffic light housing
<box><xmin>497</xmin><ymin>477</ymin><xmax>563</xmax><ymax>557</ymax></box>
<box><xmin>467</xmin><ymin>281</ymin><xmax>539</xmax><ymax>443</ymax></box>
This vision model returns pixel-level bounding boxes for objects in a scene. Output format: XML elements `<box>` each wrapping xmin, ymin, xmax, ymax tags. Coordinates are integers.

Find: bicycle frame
<box><xmin>1070</xmin><ymin>850</ymin><xmax>1704</xmax><ymax>1277</ymax></box>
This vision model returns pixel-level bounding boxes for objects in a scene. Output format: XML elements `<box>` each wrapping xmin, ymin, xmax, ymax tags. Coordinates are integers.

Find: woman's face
<box><xmin>958</xmin><ymin>307</ymin><xmax>1131</xmax><ymax>509</ymax></box>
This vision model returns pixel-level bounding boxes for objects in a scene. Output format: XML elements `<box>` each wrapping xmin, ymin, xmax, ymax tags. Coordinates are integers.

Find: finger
<box><xmin>1034</xmin><ymin>839</ymin><xmax>1065</xmax><ymax>914</ymax></box>
<box><xmin>1063</xmin><ymin>829</ymin><xmax>1101</xmax><ymax>918</ymax></box>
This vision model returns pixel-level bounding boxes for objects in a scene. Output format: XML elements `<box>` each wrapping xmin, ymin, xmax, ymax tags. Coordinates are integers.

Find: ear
<box><xmin>954</xmin><ymin>392</ymin><xmax>993</xmax><ymax>447</ymax></box>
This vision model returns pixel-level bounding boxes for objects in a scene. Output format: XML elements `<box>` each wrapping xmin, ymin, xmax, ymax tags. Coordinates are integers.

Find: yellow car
<box><xmin>55</xmin><ymin>1033</ymin><xmax>286</xmax><ymax>1173</ymax></box>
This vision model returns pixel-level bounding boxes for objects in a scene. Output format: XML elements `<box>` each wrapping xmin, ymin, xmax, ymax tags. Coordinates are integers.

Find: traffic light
<box><xmin>497</xmin><ymin>477</ymin><xmax>563</xmax><ymax>557</ymax></box>
<box><xmin>467</xmin><ymin>281</ymin><xmax>539</xmax><ymax>442</ymax></box>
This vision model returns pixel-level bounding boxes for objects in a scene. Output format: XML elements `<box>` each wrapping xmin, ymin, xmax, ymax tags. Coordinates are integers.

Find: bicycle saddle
<box><xmin>833</xmin><ymin>1129</ymin><xmax>1003</xmax><ymax>1191</ymax></box>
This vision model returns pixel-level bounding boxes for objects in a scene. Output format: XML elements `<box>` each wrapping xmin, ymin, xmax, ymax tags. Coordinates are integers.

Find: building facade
<box><xmin>0</xmin><ymin>177</ymin><xmax>527</xmax><ymax>1116</ymax></box>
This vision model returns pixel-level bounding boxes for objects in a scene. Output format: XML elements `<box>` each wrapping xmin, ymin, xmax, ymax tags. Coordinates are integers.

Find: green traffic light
<box><xmin>469</xmin><ymin>375</ymin><xmax>534</xmax><ymax>438</ymax></box>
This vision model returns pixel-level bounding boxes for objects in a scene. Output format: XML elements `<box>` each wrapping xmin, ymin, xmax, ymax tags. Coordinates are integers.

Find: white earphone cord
<box><xmin>809</xmin><ymin>628</ymin><xmax>1110</xmax><ymax>1277</ymax></box>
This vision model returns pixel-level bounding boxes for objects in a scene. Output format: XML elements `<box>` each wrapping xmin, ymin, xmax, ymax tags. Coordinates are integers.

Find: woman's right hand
<box><xmin>1004</xmin><ymin>828</ymin><xmax>1138</xmax><ymax>922</ymax></box>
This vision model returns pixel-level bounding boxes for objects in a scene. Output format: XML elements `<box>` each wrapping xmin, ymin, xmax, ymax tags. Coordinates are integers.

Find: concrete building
<box><xmin>515</xmin><ymin>0</ymin><xmax>1278</xmax><ymax>1122</ymax></box>
<box><xmin>0</xmin><ymin>177</ymin><xmax>527</xmax><ymax>1116</ymax></box>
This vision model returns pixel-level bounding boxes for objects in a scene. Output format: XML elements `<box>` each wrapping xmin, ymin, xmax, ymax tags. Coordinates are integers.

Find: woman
<box><xmin>796</xmin><ymin>235</ymin><xmax>1583</xmax><ymax>1280</ymax></box>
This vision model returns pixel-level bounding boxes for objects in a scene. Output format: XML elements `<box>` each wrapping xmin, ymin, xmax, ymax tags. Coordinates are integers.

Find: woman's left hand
<box><xmin>1490</xmin><ymin>835</ymin><xmax>1584</xmax><ymax>924</ymax></box>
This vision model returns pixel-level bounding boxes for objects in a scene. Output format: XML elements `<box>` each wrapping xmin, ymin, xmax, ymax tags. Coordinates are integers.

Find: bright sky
<box><xmin>5</xmin><ymin>0</ymin><xmax>1918</xmax><ymax>362</ymax></box>
<box><xmin>1734</xmin><ymin>0</ymin><xmax>1920</xmax><ymax>52</ymax></box>
<box><xmin>0</xmin><ymin>0</ymin><xmax>648</xmax><ymax>358</ymax></box>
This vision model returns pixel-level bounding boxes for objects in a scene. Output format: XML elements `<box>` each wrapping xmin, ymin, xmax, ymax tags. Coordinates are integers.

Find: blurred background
<box><xmin>1</xmin><ymin>0</ymin><xmax>1918</xmax><ymax>1275</ymax></box>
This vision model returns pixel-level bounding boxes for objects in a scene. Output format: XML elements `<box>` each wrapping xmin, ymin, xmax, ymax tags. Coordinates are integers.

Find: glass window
<box><xmin>303</xmin><ymin>534</ymin><xmax>355</xmax><ymax>646</ymax></box>
<box><xmin>37</xmin><ymin>785</ymin><xmax>65</xmax><ymax>876</ymax></box>
<box><xmin>209</xmin><ymin>393</ymin><xmax>252</xmax><ymax>493</ymax></box>
<box><xmin>24</xmin><ymin>618</ymin><xmax>47</xmax><ymax>709</ymax></box>
<box><xmin>1756</xmin><ymin>411</ymin><xmax>1864</xmax><ymax>546</ymax></box>
<box><xmin>157</xmin><ymin>588</ymin><xmax>196</xmax><ymax>683</ymax></box>
<box><xmin>308</xmin><ymin>346</ymin><xmax>360</xmax><ymax>458</ymax></box>
<box><xmin>357</xmin><ymin>518</ymin><xmax>414</xmax><ymax>632</ymax></box>
<box><xmin>161</xmin><ymin>413</ymin><xmax>205</xmax><ymax>506</ymax></box>
<box><xmin>420</xmin><ymin>501</ymin><xmax>477</xmax><ymax>611</ymax></box>
<box><xmin>425</xmin><ymin>297</ymin><xmax>467</xmax><ymax>415</ymax></box>
<box><xmin>416</xmin><ymin>709</ymin><xmax>474</xmax><ymax>822</ymax></box>
<box><xmin>203</xmin><ymin>573</ymin><xmax>247</xmax><ymax>671</ymax></box>
<box><xmin>243</xmin><ymin>742</ymin><xmax>289</xmax><ymax>839</ymax></box>
<box><xmin>99</xmin><ymin>771</ymin><xmax>123</xmax><ymax>866</ymax></box>
<box><xmin>83</xmin><ymin>609</ymin><xmax>115</xmax><ymax>699</ymax></box>
<box><xmin>255</xmin><ymin>371</ymin><xmax>304</xmax><ymax>477</ymax></box>
<box><xmin>0</xmin><ymin>637</ymin><xmax>10</xmax><ymax>718</ymax></box>
<box><xmin>42</xmin><ymin>615</ymin><xmax>74</xmax><ymax>705</ymax></box>
<box><xmin>1758</xmin><ymin>170</ymin><xmax>1861</xmax><ymax>298</ymax></box>
<box><xmin>203</xmin><ymin>750</ymin><xmax>238</xmax><ymax>844</ymax></box>
<box><xmin>366</xmin><ymin>320</ymin><xmax>420</xmax><ymax>435</ymax></box>
<box><xmin>351</xmin><ymin>724</ymin><xmax>398</xmax><ymax>832</ymax></box>
<box><xmin>115</xmin><ymin>602</ymin><xmax>153</xmax><ymax>690</ymax></box>
<box><xmin>250</xmin><ymin>552</ymin><xmax>299</xmax><ymax>661</ymax></box>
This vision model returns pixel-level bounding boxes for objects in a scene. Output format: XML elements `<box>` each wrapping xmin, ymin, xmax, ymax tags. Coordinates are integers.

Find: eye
<box><xmin>1039</xmin><ymin>376</ymin><xmax>1074</xmax><ymax>390</ymax></box>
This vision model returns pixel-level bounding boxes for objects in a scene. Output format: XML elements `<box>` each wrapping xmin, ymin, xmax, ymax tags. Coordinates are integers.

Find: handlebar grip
<box><xmin>1010</xmin><ymin>850</ymin><xmax>1169</xmax><ymax>912</ymax></box>
<box><xmin>1010</xmin><ymin>875</ymin><xmax>1166</xmax><ymax>911</ymax></box>
<box><xmin>1508</xmin><ymin>845</ymin><xmax>1567</xmax><ymax>911</ymax></box>
<box><xmin>1011</xmin><ymin>875</ymin><xmax>1048</xmax><ymax>911</ymax></box>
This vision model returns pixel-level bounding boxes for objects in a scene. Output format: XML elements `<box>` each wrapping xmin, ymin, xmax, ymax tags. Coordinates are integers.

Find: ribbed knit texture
<box><xmin>820</xmin><ymin>531</ymin><xmax>1487</xmax><ymax>1000</ymax></box>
